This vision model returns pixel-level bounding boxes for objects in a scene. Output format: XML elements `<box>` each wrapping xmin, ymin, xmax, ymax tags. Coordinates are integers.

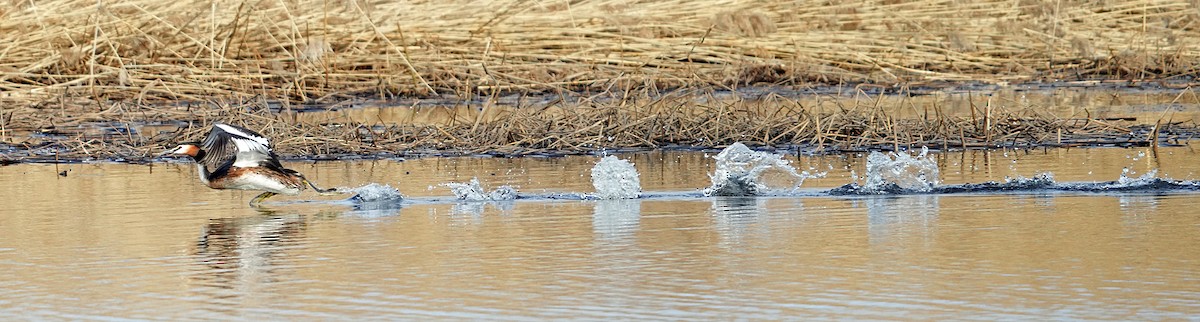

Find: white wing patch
<box><xmin>214</xmin><ymin>124</ymin><xmax>275</xmax><ymax>168</ymax></box>
<box><xmin>231</xmin><ymin>138</ymin><xmax>272</xmax><ymax>167</ymax></box>
<box><xmin>215</xmin><ymin>124</ymin><xmax>270</xmax><ymax>147</ymax></box>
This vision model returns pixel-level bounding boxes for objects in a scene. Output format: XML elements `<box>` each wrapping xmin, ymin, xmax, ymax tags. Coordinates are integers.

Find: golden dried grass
<box><xmin>1</xmin><ymin>0</ymin><xmax>1198</xmax><ymax>103</ymax></box>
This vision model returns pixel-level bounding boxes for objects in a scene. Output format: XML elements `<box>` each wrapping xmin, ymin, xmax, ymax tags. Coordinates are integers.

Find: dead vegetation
<box><xmin>1</xmin><ymin>0</ymin><xmax>1200</xmax><ymax>103</ymax></box>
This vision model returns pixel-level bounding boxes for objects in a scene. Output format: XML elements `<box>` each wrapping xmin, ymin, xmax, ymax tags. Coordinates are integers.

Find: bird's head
<box><xmin>162</xmin><ymin>143</ymin><xmax>203</xmax><ymax>159</ymax></box>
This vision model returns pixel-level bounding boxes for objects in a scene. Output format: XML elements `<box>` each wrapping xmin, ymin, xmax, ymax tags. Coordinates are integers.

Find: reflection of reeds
<box><xmin>1</xmin><ymin>91</ymin><xmax>1183</xmax><ymax>160</ymax></box>
<box><xmin>0</xmin><ymin>0</ymin><xmax>1198</xmax><ymax>102</ymax></box>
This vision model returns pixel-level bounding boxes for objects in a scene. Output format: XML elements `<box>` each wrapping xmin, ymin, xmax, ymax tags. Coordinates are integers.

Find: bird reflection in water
<box><xmin>191</xmin><ymin>209</ymin><xmax>315</xmax><ymax>308</ymax></box>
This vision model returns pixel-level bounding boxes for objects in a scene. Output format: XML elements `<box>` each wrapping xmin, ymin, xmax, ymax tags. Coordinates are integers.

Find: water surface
<box><xmin>2</xmin><ymin>145</ymin><xmax>1199</xmax><ymax>320</ymax></box>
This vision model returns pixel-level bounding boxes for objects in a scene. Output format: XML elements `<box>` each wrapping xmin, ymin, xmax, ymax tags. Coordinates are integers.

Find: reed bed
<box><xmin>1</xmin><ymin>0</ymin><xmax>1199</xmax><ymax>103</ymax></box>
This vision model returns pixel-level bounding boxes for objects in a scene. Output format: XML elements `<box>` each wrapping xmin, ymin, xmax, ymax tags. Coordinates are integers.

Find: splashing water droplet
<box><xmin>348</xmin><ymin>183</ymin><xmax>405</xmax><ymax>203</ymax></box>
<box><xmin>703</xmin><ymin>143</ymin><xmax>824</xmax><ymax>197</ymax></box>
<box><xmin>1004</xmin><ymin>172</ymin><xmax>1056</xmax><ymax>186</ymax></box>
<box><xmin>862</xmin><ymin>147</ymin><xmax>940</xmax><ymax>193</ymax></box>
<box><xmin>1118</xmin><ymin>169</ymin><xmax>1158</xmax><ymax>186</ymax></box>
<box><xmin>590</xmin><ymin>156</ymin><xmax>641</xmax><ymax>199</ymax></box>
<box><xmin>443</xmin><ymin>177</ymin><xmax>518</xmax><ymax>201</ymax></box>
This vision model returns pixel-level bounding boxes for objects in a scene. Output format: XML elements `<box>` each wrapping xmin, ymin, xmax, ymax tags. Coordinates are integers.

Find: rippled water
<box><xmin>2</xmin><ymin>145</ymin><xmax>1200</xmax><ymax>319</ymax></box>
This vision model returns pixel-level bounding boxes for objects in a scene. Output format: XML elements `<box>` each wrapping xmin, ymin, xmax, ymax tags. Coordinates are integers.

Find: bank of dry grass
<box><xmin>1</xmin><ymin>0</ymin><xmax>1199</xmax><ymax>103</ymax></box>
<box><xmin>2</xmin><ymin>0</ymin><xmax>1199</xmax><ymax>160</ymax></box>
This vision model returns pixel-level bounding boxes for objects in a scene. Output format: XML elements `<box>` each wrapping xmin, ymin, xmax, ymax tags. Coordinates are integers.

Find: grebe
<box><xmin>165</xmin><ymin>123</ymin><xmax>335</xmax><ymax>205</ymax></box>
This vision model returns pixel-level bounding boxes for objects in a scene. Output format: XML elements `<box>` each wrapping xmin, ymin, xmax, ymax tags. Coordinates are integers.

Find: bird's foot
<box><xmin>304</xmin><ymin>179</ymin><xmax>341</xmax><ymax>195</ymax></box>
<box><xmin>249</xmin><ymin>192</ymin><xmax>277</xmax><ymax>206</ymax></box>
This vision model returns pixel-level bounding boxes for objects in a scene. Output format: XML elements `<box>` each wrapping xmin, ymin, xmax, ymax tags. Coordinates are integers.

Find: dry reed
<box><xmin>1</xmin><ymin>0</ymin><xmax>1198</xmax><ymax>103</ymax></box>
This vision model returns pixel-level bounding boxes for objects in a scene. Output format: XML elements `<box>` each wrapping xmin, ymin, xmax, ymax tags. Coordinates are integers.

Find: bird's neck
<box><xmin>192</xmin><ymin>149</ymin><xmax>212</xmax><ymax>184</ymax></box>
<box><xmin>195</xmin><ymin>164</ymin><xmax>212</xmax><ymax>185</ymax></box>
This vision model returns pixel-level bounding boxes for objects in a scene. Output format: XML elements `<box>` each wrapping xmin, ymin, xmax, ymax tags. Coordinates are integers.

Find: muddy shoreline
<box><xmin>0</xmin><ymin>135</ymin><xmax>1181</xmax><ymax>166</ymax></box>
<box><xmin>4</xmin><ymin>83</ymin><xmax>1200</xmax><ymax>164</ymax></box>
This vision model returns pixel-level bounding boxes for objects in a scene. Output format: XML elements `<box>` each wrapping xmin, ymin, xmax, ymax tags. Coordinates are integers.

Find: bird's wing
<box><xmin>201</xmin><ymin>123</ymin><xmax>281</xmax><ymax>170</ymax></box>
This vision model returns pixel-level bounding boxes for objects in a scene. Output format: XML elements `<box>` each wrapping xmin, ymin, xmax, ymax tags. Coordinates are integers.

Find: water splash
<box><xmin>832</xmin><ymin>165</ymin><xmax>1200</xmax><ymax>195</ymax></box>
<box><xmin>1118</xmin><ymin>168</ymin><xmax>1155</xmax><ymax>185</ymax></box>
<box><xmin>590</xmin><ymin>156</ymin><xmax>641</xmax><ymax>199</ymax></box>
<box><xmin>1060</xmin><ymin>169</ymin><xmax>1187</xmax><ymax>192</ymax></box>
<box><xmin>862</xmin><ymin>147</ymin><xmax>940</xmax><ymax>192</ymax></box>
<box><xmin>703</xmin><ymin>142</ymin><xmax>824</xmax><ymax>197</ymax></box>
<box><xmin>443</xmin><ymin>177</ymin><xmax>518</xmax><ymax>201</ymax></box>
<box><xmin>346</xmin><ymin>183</ymin><xmax>405</xmax><ymax>203</ymax></box>
<box><xmin>827</xmin><ymin>148</ymin><xmax>941</xmax><ymax>195</ymax></box>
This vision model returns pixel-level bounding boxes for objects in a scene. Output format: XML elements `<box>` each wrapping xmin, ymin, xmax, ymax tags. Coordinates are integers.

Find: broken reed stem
<box><xmin>1150</xmin><ymin>118</ymin><xmax>1161</xmax><ymax>155</ymax></box>
<box><xmin>984</xmin><ymin>96</ymin><xmax>992</xmax><ymax>144</ymax></box>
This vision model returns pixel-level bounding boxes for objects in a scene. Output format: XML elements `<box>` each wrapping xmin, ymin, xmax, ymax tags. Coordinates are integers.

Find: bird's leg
<box><xmin>249</xmin><ymin>192</ymin><xmax>277</xmax><ymax>206</ymax></box>
<box><xmin>290</xmin><ymin>171</ymin><xmax>338</xmax><ymax>195</ymax></box>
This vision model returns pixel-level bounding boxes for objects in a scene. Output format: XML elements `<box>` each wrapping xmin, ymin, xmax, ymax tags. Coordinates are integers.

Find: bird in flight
<box><xmin>165</xmin><ymin>123</ymin><xmax>336</xmax><ymax>205</ymax></box>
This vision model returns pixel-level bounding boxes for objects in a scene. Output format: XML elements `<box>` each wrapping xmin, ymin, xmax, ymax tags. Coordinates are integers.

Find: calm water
<box><xmin>2</xmin><ymin>146</ymin><xmax>1200</xmax><ymax>320</ymax></box>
